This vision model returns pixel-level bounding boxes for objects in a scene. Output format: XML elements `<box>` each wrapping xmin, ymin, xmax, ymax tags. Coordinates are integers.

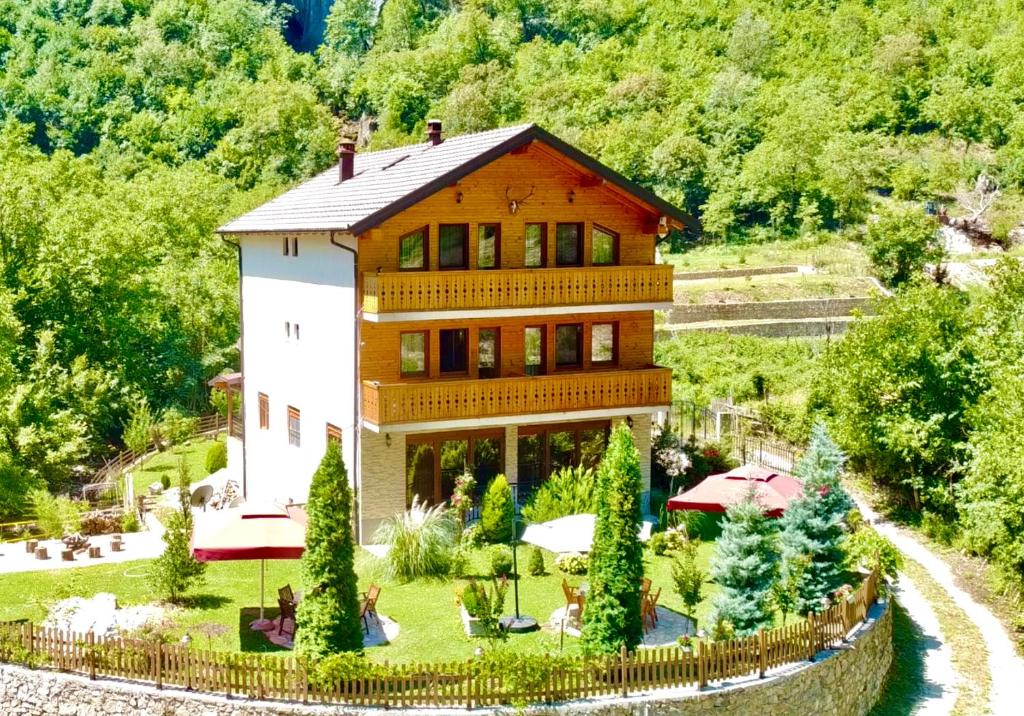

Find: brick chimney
<box><xmin>427</xmin><ymin>120</ymin><xmax>443</xmax><ymax>146</ymax></box>
<box><xmin>337</xmin><ymin>140</ymin><xmax>356</xmax><ymax>182</ymax></box>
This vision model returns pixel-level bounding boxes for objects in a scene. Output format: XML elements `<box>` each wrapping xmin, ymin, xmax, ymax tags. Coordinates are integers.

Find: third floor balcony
<box><xmin>362</xmin><ymin>264</ymin><xmax>674</xmax><ymax>321</ymax></box>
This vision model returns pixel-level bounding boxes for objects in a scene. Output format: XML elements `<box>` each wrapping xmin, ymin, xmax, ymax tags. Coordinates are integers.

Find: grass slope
<box><xmin>673</xmin><ymin>274</ymin><xmax>876</xmax><ymax>305</ymax></box>
<box><xmin>663</xmin><ymin>237</ymin><xmax>869</xmax><ymax>276</ymax></box>
<box><xmin>129</xmin><ymin>437</ymin><xmax>223</xmax><ymax>498</ymax></box>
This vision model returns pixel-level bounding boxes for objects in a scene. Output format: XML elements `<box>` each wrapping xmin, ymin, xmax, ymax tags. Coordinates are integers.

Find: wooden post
<box><xmin>758</xmin><ymin>629</ymin><xmax>766</xmax><ymax>679</ymax></box>
<box><xmin>466</xmin><ymin>659</ymin><xmax>474</xmax><ymax>709</ymax></box>
<box><xmin>87</xmin><ymin>632</ymin><xmax>95</xmax><ymax>680</ymax></box>
<box><xmin>620</xmin><ymin>644</ymin><xmax>628</xmax><ymax>697</ymax></box>
<box><xmin>806</xmin><ymin>614</ymin><xmax>815</xmax><ymax>662</ymax></box>
<box><xmin>155</xmin><ymin>641</ymin><xmax>163</xmax><ymax>689</ymax></box>
<box><xmin>302</xmin><ymin>657</ymin><xmax>309</xmax><ymax>704</ymax></box>
<box><xmin>25</xmin><ymin>623</ymin><xmax>33</xmax><ymax>658</ymax></box>
<box><xmin>697</xmin><ymin>640</ymin><xmax>707</xmax><ymax>689</ymax></box>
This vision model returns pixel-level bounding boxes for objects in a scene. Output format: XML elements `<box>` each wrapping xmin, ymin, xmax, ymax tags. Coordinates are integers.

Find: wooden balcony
<box><xmin>362</xmin><ymin>265</ymin><xmax>673</xmax><ymax>316</ymax></box>
<box><xmin>362</xmin><ymin>367</ymin><xmax>672</xmax><ymax>428</ymax></box>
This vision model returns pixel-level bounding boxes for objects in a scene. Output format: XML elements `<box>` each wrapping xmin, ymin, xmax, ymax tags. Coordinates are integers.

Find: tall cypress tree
<box><xmin>709</xmin><ymin>489</ymin><xmax>779</xmax><ymax>636</ymax></box>
<box><xmin>581</xmin><ymin>422</ymin><xmax>645</xmax><ymax>654</ymax></box>
<box><xmin>296</xmin><ymin>443</ymin><xmax>364</xmax><ymax>657</ymax></box>
<box><xmin>779</xmin><ymin>422</ymin><xmax>853</xmax><ymax>615</ymax></box>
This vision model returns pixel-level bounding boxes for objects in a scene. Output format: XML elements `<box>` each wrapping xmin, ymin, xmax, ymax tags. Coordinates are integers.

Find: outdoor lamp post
<box><xmin>501</xmin><ymin>514</ymin><xmax>538</xmax><ymax>633</ymax></box>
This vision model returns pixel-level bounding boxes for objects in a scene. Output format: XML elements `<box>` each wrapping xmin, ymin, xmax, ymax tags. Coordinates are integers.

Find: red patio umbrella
<box><xmin>666</xmin><ymin>464</ymin><xmax>803</xmax><ymax>518</ymax></box>
<box><xmin>191</xmin><ymin>502</ymin><xmax>306</xmax><ymax>630</ymax></box>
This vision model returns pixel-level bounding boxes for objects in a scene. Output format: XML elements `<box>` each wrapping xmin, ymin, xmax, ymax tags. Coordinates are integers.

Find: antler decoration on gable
<box><xmin>505</xmin><ymin>185</ymin><xmax>535</xmax><ymax>215</ymax></box>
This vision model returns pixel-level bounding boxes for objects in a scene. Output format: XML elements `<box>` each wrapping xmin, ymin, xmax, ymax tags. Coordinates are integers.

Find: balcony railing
<box><xmin>362</xmin><ymin>367</ymin><xmax>672</xmax><ymax>427</ymax></box>
<box><xmin>362</xmin><ymin>265</ymin><xmax>674</xmax><ymax>314</ymax></box>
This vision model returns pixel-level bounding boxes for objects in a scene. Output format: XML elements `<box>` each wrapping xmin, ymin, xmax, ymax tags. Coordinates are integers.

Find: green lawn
<box><xmin>129</xmin><ymin>437</ymin><xmax>223</xmax><ymax>498</ymax></box>
<box><xmin>0</xmin><ymin>541</ymin><xmax>721</xmax><ymax>663</ymax></box>
<box><xmin>663</xmin><ymin>236</ymin><xmax>869</xmax><ymax>277</ymax></box>
<box><xmin>673</xmin><ymin>274</ymin><xmax>877</xmax><ymax>305</ymax></box>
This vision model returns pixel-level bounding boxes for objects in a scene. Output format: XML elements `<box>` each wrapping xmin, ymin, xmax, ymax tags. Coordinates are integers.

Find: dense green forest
<box><xmin>4</xmin><ymin>0</ymin><xmax>1024</xmax><ymax>597</ymax></box>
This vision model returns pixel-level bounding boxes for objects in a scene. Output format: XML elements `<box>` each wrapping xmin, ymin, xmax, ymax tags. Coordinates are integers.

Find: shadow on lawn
<box><xmin>140</xmin><ymin>464</ymin><xmax>176</xmax><ymax>474</ymax></box>
<box><xmin>183</xmin><ymin>593</ymin><xmax>231</xmax><ymax>611</ymax></box>
<box><xmin>238</xmin><ymin>607</ymin><xmax>289</xmax><ymax>652</ymax></box>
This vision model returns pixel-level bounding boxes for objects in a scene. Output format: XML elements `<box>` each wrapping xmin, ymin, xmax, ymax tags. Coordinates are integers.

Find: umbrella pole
<box><xmin>250</xmin><ymin>559</ymin><xmax>274</xmax><ymax>631</ymax></box>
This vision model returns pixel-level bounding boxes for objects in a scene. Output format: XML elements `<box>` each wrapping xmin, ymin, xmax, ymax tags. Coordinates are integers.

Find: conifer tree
<box><xmin>581</xmin><ymin>423</ymin><xmax>645</xmax><ymax>654</ymax></box>
<box><xmin>709</xmin><ymin>490</ymin><xmax>779</xmax><ymax>636</ymax></box>
<box><xmin>151</xmin><ymin>460</ymin><xmax>205</xmax><ymax>603</ymax></box>
<box><xmin>480</xmin><ymin>474</ymin><xmax>514</xmax><ymax>543</ymax></box>
<box><xmin>296</xmin><ymin>443</ymin><xmax>364</xmax><ymax>657</ymax></box>
<box><xmin>779</xmin><ymin>422</ymin><xmax>853</xmax><ymax>614</ymax></box>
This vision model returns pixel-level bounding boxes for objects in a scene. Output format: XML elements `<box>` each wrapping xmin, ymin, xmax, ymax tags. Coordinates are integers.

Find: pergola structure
<box><xmin>208</xmin><ymin>372</ymin><xmax>243</xmax><ymax>440</ymax></box>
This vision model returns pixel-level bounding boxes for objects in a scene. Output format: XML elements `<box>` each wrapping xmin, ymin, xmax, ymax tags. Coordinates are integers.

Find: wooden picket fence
<box><xmin>0</xmin><ymin>570</ymin><xmax>879</xmax><ymax>708</ymax></box>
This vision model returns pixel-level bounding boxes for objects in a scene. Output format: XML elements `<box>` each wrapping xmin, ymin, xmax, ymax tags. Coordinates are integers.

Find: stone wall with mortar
<box><xmin>0</xmin><ymin>601</ymin><xmax>891</xmax><ymax>716</ymax></box>
<box><xmin>673</xmin><ymin>265</ymin><xmax>800</xmax><ymax>280</ymax></box>
<box><xmin>670</xmin><ymin>296</ymin><xmax>873</xmax><ymax>323</ymax></box>
<box><xmin>659</xmin><ymin>316</ymin><xmax>855</xmax><ymax>339</ymax></box>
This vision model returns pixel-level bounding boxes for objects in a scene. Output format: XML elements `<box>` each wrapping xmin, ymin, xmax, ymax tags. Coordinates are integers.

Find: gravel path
<box><xmin>856</xmin><ymin>496</ymin><xmax>1024</xmax><ymax>715</ymax></box>
<box><xmin>890</xmin><ymin>572</ymin><xmax>958</xmax><ymax>714</ymax></box>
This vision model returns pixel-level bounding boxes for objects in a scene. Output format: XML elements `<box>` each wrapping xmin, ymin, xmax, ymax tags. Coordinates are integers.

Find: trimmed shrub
<box><xmin>527</xmin><ymin>546</ymin><xmax>545</xmax><ymax>576</ymax></box>
<box><xmin>490</xmin><ymin>545</ymin><xmax>514</xmax><ymax>578</ymax></box>
<box><xmin>520</xmin><ymin>465</ymin><xmax>596</xmax><ymax>524</ymax></box>
<box><xmin>555</xmin><ymin>552</ymin><xmax>588</xmax><ymax>575</ymax></box>
<box><xmin>204</xmin><ymin>441</ymin><xmax>227</xmax><ymax>474</ymax></box>
<box><xmin>648</xmin><ymin>532</ymin><xmax>668</xmax><ymax>555</ymax></box>
<box><xmin>160</xmin><ymin>473</ymin><xmax>171</xmax><ymax>490</ymax></box>
<box><xmin>121</xmin><ymin>510</ymin><xmax>140</xmax><ymax>533</ymax></box>
<box><xmin>480</xmin><ymin>474</ymin><xmax>514</xmax><ymax>543</ymax></box>
<box><xmin>296</xmin><ymin>443</ymin><xmax>364</xmax><ymax>657</ymax></box>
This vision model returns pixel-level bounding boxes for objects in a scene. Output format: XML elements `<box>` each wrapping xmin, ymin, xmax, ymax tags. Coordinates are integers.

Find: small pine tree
<box><xmin>780</xmin><ymin>422</ymin><xmax>854</xmax><ymax>615</ymax></box>
<box><xmin>205</xmin><ymin>440</ymin><xmax>227</xmax><ymax>474</ymax></box>
<box><xmin>151</xmin><ymin>460</ymin><xmax>205</xmax><ymax>603</ymax></box>
<box><xmin>671</xmin><ymin>542</ymin><xmax>705</xmax><ymax>625</ymax></box>
<box><xmin>296</xmin><ymin>443</ymin><xmax>364</xmax><ymax>657</ymax></box>
<box><xmin>480</xmin><ymin>474</ymin><xmax>514</xmax><ymax>543</ymax></box>
<box><xmin>527</xmin><ymin>546</ymin><xmax>545</xmax><ymax>576</ymax></box>
<box><xmin>709</xmin><ymin>489</ymin><xmax>779</xmax><ymax>636</ymax></box>
<box><xmin>581</xmin><ymin>423</ymin><xmax>645</xmax><ymax>655</ymax></box>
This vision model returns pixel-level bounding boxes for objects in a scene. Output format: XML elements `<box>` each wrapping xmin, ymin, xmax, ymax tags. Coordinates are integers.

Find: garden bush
<box><xmin>160</xmin><ymin>473</ymin><xmax>171</xmax><ymax>491</ymax></box>
<box><xmin>480</xmin><ymin>474</ymin><xmax>513</xmax><ymax>543</ymax></box>
<box><xmin>458</xmin><ymin>579</ymin><xmax>508</xmax><ymax>642</ymax></box>
<box><xmin>29</xmin><ymin>489</ymin><xmax>85</xmax><ymax>538</ymax></box>
<box><xmin>520</xmin><ymin>465</ymin><xmax>596</xmax><ymax>524</ymax></box>
<box><xmin>157</xmin><ymin>407</ymin><xmax>198</xmax><ymax>446</ymax></box>
<box><xmin>648</xmin><ymin>532</ymin><xmax>668</xmax><ymax>555</ymax></box>
<box><xmin>461</xmin><ymin>523</ymin><xmax>484</xmax><ymax>548</ymax></box>
<box><xmin>490</xmin><ymin>545</ymin><xmax>514</xmax><ymax>578</ymax></box>
<box><xmin>448</xmin><ymin>546</ymin><xmax>470</xmax><ymax>578</ymax></box>
<box><xmin>374</xmin><ymin>497</ymin><xmax>458</xmax><ymax>581</ymax></box>
<box><xmin>555</xmin><ymin>552</ymin><xmax>588</xmax><ymax>575</ymax></box>
<box><xmin>204</xmin><ymin>441</ymin><xmax>227</xmax><ymax>474</ymax></box>
<box><xmin>527</xmin><ymin>546</ymin><xmax>545</xmax><ymax>576</ymax></box>
<box><xmin>121</xmin><ymin>510</ymin><xmax>140</xmax><ymax>533</ymax></box>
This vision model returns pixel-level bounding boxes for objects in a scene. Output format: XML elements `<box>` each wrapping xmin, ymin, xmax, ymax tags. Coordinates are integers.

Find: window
<box><xmin>517</xmin><ymin>423</ymin><xmax>609</xmax><ymax>498</ymax></box>
<box><xmin>326</xmin><ymin>423</ymin><xmax>342</xmax><ymax>447</ymax></box>
<box><xmin>406</xmin><ymin>431</ymin><xmax>504</xmax><ymax>507</ymax></box>
<box><xmin>524</xmin><ymin>326</ymin><xmax>546</xmax><ymax>376</ymax></box>
<box><xmin>282</xmin><ymin>237</ymin><xmax>289</xmax><ymax>256</ymax></box>
<box><xmin>406</xmin><ymin>442</ymin><xmax>435</xmax><ymax>507</ymax></box>
<box><xmin>285</xmin><ymin>321</ymin><xmax>290</xmax><ymax>338</ymax></box>
<box><xmin>555</xmin><ymin>223</ymin><xmax>582</xmax><ymax>266</ymax></box>
<box><xmin>439</xmin><ymin>224</ymin><xmax>468</xmax><ymax>269</ymax></box>
<box><xmin>258</xmin><ymin>393</ymin><xmax>269</xmax><ymax>429</ymax></box>
<box><xmin>294</xmin><ymin>323</ymin><xmax>300</xmax><ymax>341</ymax></box>
<box><xmin>477</xmin><ymin>224</ymin><xmax>500</xmax><ymax>269</ymax></box>
<box><xmin>555</xmin><ymin>324</ymin><xmax>582</xmax><ymax>368</ymax></box>
<box><xmin>591</xmin><ymin>323</ymin><xmax>617</xmax><ymax>365</ymax></box>
<box><xmin>292</xmin><ymin>237</ymin><xmax>298</xmax><ymax>256</ymax></box>
<box><xmin>287</xmin><ymin>407</ymin><xmax>300</xmax><ymax>447</ymax></box>
<box><xmin>399</xmin><ymin>226</ymin><xmax>427</xmax><ymax>270</ymax></box>
<box><xmin>592</xmin><ymin>224</ymin><xmax>618</xmax><ymax>265</ymax></box>
<box><xmin>283</xmin><ymin>237</ymin><xmax>298</xmax><ymax>256</ymax></box>
<box><xmin>439</xmin><ymin>328</ymin><xmax>468</xmax><ymax>374</ymax></box>
<box><xmin>400</xmin><ymin>331</ymin><xmax>428</xmax><ymax>377</ymax></box>
<box><xmin>478</xmin><ymin>328</ymin><xmax>499</xmax><ymax>379</ymax></box>
<box><xmin>525</xmin><ymin>223</ymin><xmax>546</xmax><ymax>268</ymax></box>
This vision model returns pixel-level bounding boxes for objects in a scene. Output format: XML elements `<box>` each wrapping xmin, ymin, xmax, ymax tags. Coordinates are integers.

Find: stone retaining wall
<box><xmin>673</xmin><ymin>265</ymin><xmax>801</xmax><ymax>280</ymax></box>
<box><xmin>660</xmin><ymin>316</ymin><xmax>855</xmax><ymax>339</ymax></box>
<box><xmin>671</xmin><ymin>296</ymin><xmax>872</xmax><ymax>324</ymax></box>
<box><xmin>0</xmin><ymin>601</ymin><xmax>891</xmax><ymax>716</ymax></box>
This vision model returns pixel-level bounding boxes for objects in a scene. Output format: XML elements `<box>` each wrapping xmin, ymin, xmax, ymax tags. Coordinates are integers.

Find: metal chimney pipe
<box><xmin>427</xmin><ymin>120</ymin><xmax>443</xmax><ymax>146</ymax></box>
<box><xmin>338</xmin><ymin>141</ymin><xmax>356</xmax><ymax>182</ymax></box>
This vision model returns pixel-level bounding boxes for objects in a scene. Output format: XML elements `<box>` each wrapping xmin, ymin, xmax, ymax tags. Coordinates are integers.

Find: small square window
<box><xmin>258</xmin><ymin>393</ymin><xmax>269</xmax><ymax>429</ymax></box>
<box><xmin>556</xmin><ymin>223</ymin><xmax>582</xmax><ymax>266</ymax></box>
<box><xmin>525</xmin><ymin>224</ymin><xmax>546</xmax><ymax>268</ymax></box>
<box><xmin>555</xmin><ymin>324</ymin><xmax>582</xmax><ymax>367</ymax></box>
<box><xmin>477</xmin><ymin>224</ymin><xmax>500</xmax><ymax>269</ymax></box>
<box><xmin>294</xmin><ymin>323</ymin><xmax>300</xmax><ymax>341</ymax></box>
<box><xmin>283</xmin><ymin>237</ymin><xmax>290</xmax><ymax>256</ymax></box>
<box><xmin>399</xmin><ymin>227</ymin><xmax>427</xmax><ymax>270</ymax></box>
<box><xmin>439</xmin><ymin>224</ymin><xmax>468</xmax><ymax>269</ymax></box>
<box><xmin>287</xmin><ymin>406</ymin><xmax>300</xmax><ymax>447</ymax></box>
<box><xmin>285</xmin><ymin>321</ymin><xmax>291</xmax><ymax>338</ymax></box>
<box><xmin>291</xmin><ymin>237</ymin><xmax>298</xmax><ymax>256</ymax></box>
<box><xmin>592</xmin><ymin>225</ymin><xmax>618</xmax><ymax>266</ymax></box>
<box><xmin>591</xmin><ymin>323</ymin><xmax>617</xmax><ymax>365</ymax></box>
<box><xmin>439</xmin><ymin>328</ymin><xmax>468</xmax><ymax>374</ymax></box>
<box><xmin>400</xmin><ymin>332</ymin><xmax>428</xmax><ymax>377</ymax></box>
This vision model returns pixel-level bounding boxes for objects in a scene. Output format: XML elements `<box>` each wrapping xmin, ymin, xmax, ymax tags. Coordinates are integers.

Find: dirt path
<box><xmin>855</xmin><ymin>496</ymin><xmax>1024</xmax><ymax>715</ymax></box>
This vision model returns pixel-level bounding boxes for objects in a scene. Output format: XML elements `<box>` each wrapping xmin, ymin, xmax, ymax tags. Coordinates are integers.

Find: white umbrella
<box><xmin>520</xmin><ymin>513</ymin><xmax>654</xmax><ymax>554</ymax></box>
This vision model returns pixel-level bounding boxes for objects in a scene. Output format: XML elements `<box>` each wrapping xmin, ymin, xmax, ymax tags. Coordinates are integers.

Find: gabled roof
<box><xmin>217</xmin><ymin>123</ymin><xmax>698</xmax><ymax>236</ymax></box>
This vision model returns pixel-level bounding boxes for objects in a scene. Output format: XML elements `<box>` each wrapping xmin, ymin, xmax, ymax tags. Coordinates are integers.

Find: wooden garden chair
<box><xmin>360</xmin><ymin>584</ymin><xmax>381</xmax><ymax>633</ymax></box>
<box><xmin>278</xmin><ymin>584</ymin><xmax>295</xmax><ymax>604</ymax></box>
<box><xmin>642</xmin><ymin>587</ymin><xmax>662</xmax><ymax>632</ymax></box>
<box><xmin>640</xmin><ymin>577</ymin><xmax>652</xmax><ymax>598</ymax></box>
<box><xmin>277</xmin><ymin>597</ymin><xmax>296</xmax><ymax>639</ymax></box>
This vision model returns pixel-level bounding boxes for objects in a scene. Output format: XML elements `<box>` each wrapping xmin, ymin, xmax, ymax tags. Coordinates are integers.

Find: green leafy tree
<box><xmin>150</xmin><ymin>461</ymin><xmax>205</xmax><ymax>603</ymax></box>
<box><xmin>123</xmin><ymin>396</ymin><xmax>155</xmax><ymax>455</ymax></box>
<box><xmin>480</xmin><ymin>474</ymin><xmax>514</xmax><ymax>543</ymax></box>
<box><xmin>296</xmin><ymin>443</ymin><xmax>364</xmax><ymax>657</ymax></box>
<box><xmin>864</xmin><ymin>207</ymin><xmax>944</xmax><ymax>288</ymax></box>
<box><xmin>670</xmin><ymin>542</ymin><xmax>705</xmax><ymax>625</ymax></box>
<box><xmin>779</xmin><ymin>422</ymin><xmax>853</xmax><ymax>615</ymax></box>
<box><xmin>581</xmin><ymin>423</ymin><xmax>645</xmax><ymax>654</ymax></box>
<box><xmin>709</xmin><ymin>489</ymin><xmax>780</xmax><ymax>636</ymax></box>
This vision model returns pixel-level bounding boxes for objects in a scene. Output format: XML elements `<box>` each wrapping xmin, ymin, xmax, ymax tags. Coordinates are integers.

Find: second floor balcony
<box><xmin>362</xmin><ymin>264</ymin><xmax>673</xmax><ymax>320</ymax></box>
<box><xmin>362</xmin><ymin>366</ymin><xmax>672</xmax><ymax>430</ymax></box>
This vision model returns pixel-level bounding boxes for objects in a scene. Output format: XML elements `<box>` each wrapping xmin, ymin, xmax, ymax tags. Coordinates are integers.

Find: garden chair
<box><xmin>360</xmin><ymin>584</ymin><xmax>381</xmax><ymax>633</ymax></box>
<box><xmin>640</xmin><ymin>577</ymin><xmax>651</xmax><ymax>598</ymax></box>
<box><xmin>278</xmin><ymin>584</ymin><xmax>295</xmax><ymax>605</ymax></box>
<box><xmin>277</xmin><ymin>597</ymin><xmax>296</xmax><ymax>639</ymax></box>
<box><xmin>642</xmin><ymin>588</ymin><xmax>661</xmax><ymax>632</ymax></box>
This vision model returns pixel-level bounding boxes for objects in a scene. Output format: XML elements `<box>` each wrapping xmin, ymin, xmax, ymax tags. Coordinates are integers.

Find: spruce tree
<box><xmin>480</xmin><ymin>474</ymin><xmax>514</xmax><ymax>543</ymax></box>
<box><xmin>151</xmin><ymin>460</ymin><xmax>205</xmax><ymax>603</ymax></box>
<box><xmin>296</xmin><ymin>443</ymin><xmax>364</xmax><ymax>657</ymax></box>
<box><xmin>581</xmin><ymin>423</ymin><xmax>645</xmax><ymax>654</ymax></box>
<box><xmin>709</xmin><ymin>489</ymin><xmax>779</xmax><ymax>636</ymax></box>
<box><xmin>779</xmin><ymin>422</ymin><xmax>853</xmax><ymax>615</ymax></box>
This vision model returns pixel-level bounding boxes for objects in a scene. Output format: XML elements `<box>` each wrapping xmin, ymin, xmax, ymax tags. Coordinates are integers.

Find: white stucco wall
<box><xmin>239</xmin><ymin>232</ymin><xmax>357</xmax><ymax>504</ymax></box>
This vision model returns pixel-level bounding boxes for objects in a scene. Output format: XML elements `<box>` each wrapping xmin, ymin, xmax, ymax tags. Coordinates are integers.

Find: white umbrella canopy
<box><xmin>520</xmin><ymin>513</ymin><xmax>654</xmax><ymax>554</ymax></box>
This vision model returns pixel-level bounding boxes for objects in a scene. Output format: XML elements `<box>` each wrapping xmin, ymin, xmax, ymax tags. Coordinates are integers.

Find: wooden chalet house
<box><xmin>217</xmin><ymin>122</ymin><xmax>694</xmax><ymax>541</ymax></box>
